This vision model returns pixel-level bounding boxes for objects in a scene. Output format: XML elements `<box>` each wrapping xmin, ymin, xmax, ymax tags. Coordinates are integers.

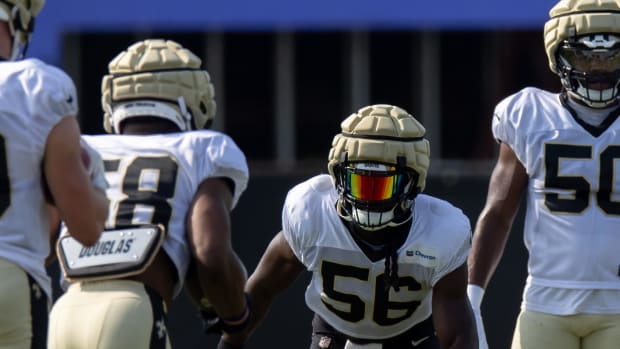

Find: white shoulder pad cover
<box><xmin>26</xmin><ymin>59</ymin><xmax>78</xmax><ymax>128</ymax></box>
<box><xmin>414</xmin><ymin>195</ymin><xmax>472</xmax><ymax>286</ymax></box>
<box><xmin>281</xmin><ymin>174</ymin><xmax>334</xmax><ymax>263</ymax></box>
<box><xmin>189</xmin><ymin>130</ymin><xmax>249</xmax><ymax>209</ymax></box>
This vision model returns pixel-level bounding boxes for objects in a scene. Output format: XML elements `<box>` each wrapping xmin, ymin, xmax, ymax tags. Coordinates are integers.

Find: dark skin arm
<box><xmin>222</xmin><ymin>231</ymin><xmax>305</xmax><ymax>345</ymax></box>
<box><xmin>433</xmin><ymin>262</ymin><xmax>478</xmax><ymax>349</ymax></box>
<box><xmin>45</xmin><ymin>116</ymin><xmax>108</xmax><ymax>247</ymax></box>
<box><xmin>46</xmin><ymin>204</ymin><xmax>61</xmax><ymax>266</ymax></box>
<box><xmin>187</xmin><ymin>177</ymin><xmax>248</xmax><ymax>319</ymax></box>
<box><xmin>468</xmin><ymin>143</ymin><xmax>528</xmax><ymax>288</ymax></box>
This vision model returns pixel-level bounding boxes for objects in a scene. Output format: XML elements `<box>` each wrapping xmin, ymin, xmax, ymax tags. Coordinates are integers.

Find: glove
<box><xmin>80</xmin><ymin>139</ymin><xmax>108</xmax><ymax>192</ymax></box>
<box><xmin>467</xmin><ymin>284</ymin><xmax>489</xmax><ymax>349</ymax></box>
<box><xmin>201</xmin><ymin>293</ymin><xmax>252</xmax><ymax>335</ymax></box>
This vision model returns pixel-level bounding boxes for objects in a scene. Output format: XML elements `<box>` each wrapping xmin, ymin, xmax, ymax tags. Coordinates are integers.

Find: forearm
<box><xmin>93</xmin><ymin>187</ymin><xmax>109</xmax><ymax>229</ymax></box>
<box><xmin>467</xmin><ymin>210</ymin><xmax>512</xmax><ymax>288</ymax></box>
<box><xmin>436</xmin><ymin>305</ymin><xmax>477</xmax><ymax>349</ymax></box>
<box><xmin>433</xmin><ymin>265</ymin><xmax>478</xmax><ymax>349</ymax></box>
<box><xmin>436</xmin><ymin>301</ymin><xmax>477</xmax><ymax>348</ymax></box>
<box><xmin>55</xmin><ymin>182</ymin><xmax>107</xmax><ymax>246</ymax></box>
<box><xmin>199</xmin><ymin>251</ymin><xmax>248</xmax><ymax>319</ymax></box>
<box><xmin>220</xmin><ymin>274</ymin><xmax>282</xmax><ymax>345</ymax></box>
<box><xmin>469</xmin><ymin>143</ymin><xmax>526</xmax><ymax>289</ymax></box>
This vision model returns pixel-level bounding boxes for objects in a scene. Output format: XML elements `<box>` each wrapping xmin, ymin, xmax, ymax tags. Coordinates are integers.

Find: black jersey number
<box><xmin>0</xmin><ymin>136</ymin><xmax>10</xmax><ymax>217</ymax></box>
<box><xmin>544</xmin><ymin>143</ymin><xmax>620</xmax><ymax>214</ymax></box>
<box><xmin>105</xmin><ymin>156</ymin><xmax>178</xmax><ymax>230</ymax></box>
<box><xmin>321</xmin><ymin>260</ymin><xmax>421</xmax><ymax>326</ymax></box>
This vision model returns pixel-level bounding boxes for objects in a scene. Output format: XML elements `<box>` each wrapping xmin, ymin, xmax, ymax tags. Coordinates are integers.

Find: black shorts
<box><xmin>310</xmin><ymin>313</ymin><xmax>439</xmax><ymax>349</ymax></box>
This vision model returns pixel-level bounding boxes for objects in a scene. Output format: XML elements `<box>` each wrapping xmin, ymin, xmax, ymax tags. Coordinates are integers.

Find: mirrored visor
<box><xmin>345</xmin><ymin>164</ymin><xmax>406</xmax><ymax>201</ymax></box>
<box><xmin>559</xmin><ymin>45</ymin><xmax>620</xmax><ymax>73</ymax></box>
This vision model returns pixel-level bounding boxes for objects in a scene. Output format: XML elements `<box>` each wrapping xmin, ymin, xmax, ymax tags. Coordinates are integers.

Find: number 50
<box><xmin>544</xmin><ymin>143</ymin><xmax>620</xmax><ymax>215</ymax></box>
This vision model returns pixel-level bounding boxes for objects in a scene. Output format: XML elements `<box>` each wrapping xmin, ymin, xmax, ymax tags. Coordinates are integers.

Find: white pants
<box><xmin>512</xmin><ymin>309</ymin><xmax>620</xmax><ymax>349</ymax></box>
<box><xmin>48</xmin><ymin>280</ymin><xmax>171</xmax><ymax>349</ymax></box>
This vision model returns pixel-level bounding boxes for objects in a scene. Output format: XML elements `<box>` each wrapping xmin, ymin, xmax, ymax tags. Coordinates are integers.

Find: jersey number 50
<box><xmin>545</xmin><ymin>143</ymin><xmax>620</xmax><ymax>215</ymax></box>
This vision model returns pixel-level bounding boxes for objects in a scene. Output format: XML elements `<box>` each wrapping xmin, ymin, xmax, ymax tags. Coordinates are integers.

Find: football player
<box><xmin>0</xmin><ymin>0</ymin><xmax>108</xmax><ymax>348</ymax></box>
<box><xmin>467</xmin><ymin>0</ymin><xmax>620</xmax><ymax>348</ymax></box>
<box><xmin>219</xmin><ymin>105</ymin><xmax>477</xmax><ymax>349</ymax></box>
<box><xmin>47</xmin><ymin>39</ymin><xmax>250</xmax><ymax>349</ymax></box>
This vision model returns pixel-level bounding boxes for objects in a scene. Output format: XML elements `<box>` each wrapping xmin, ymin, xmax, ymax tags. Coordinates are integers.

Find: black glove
<box><xmin>200</xmin><ymin>307</ymin><xmax>224</xmax><ymax>334</ymax></box>
<box><xmin>201</xmin><ymin>293</ymin><xmax>252</xmax><ymax>335</ymax></box>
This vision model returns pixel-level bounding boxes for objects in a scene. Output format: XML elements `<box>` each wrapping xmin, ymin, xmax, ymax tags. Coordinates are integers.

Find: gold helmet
<box><xmin>328</xmin><ymin>104</ymin><xmax>430</xmax><ymax>231</ymax></box>
<box><xmin>0</xmin><ymin>0</ymin><xmax>45</xmax><ymax>60</ymax></box>
<box><xmin>544</xmin><ymin>0</ymin><xmax>620</xmax><ymax>107</ymax></box>
<box><xmin>101</xmin><ymin>39</ymin><xmax>216</xmax><ymax>133</ymax></box>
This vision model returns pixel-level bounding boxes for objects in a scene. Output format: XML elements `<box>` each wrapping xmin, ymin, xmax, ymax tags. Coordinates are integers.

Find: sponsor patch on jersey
<box><xmin>402</xmin><ymin>245</ymin><xmax>438</xmax><ymax>268</ymax></box>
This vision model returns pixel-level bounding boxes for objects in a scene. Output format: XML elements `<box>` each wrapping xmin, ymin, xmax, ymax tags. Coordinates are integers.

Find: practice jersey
<box><xmin>282</xmin><ymin>174</ymin><xmax>471</xmax><ymax>340</ymax></box>
<box><xmin>0</xmin><ymin>58</ymin><xmax>78</xmax><ymax>299</ymax></box>
<box><xmin>493</xmin><ymin>87</ymin><xmax>620</xmax><ymax>314</ymax></box>
<box><xmin>82</xmin><ymin>130</ymin><xmax>248</xmax><ymax>297</ymax></box>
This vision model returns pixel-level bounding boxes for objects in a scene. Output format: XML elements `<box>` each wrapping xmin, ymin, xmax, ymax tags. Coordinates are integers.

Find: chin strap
<box><xmin>383</xmin><ymin>247</ymin><xmax>400</xmax><ymax>292</ymax></box>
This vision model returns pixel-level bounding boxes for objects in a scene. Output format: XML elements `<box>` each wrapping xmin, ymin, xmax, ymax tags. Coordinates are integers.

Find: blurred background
<box><xmin>39</xmin><ymin>0</ymin><xmax>560</xmax><ymax>347</ymax></box>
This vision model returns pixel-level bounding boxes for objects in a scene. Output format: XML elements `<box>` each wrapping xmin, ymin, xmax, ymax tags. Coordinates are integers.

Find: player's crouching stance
<box><xmin>219</xmin><ymin>105</ymin><xmax>477</xmax><ymax>349</ymax></box>
<box><xmin>47</xmin><ymin>39</ymin><xmax>250</xmax><ymax>349</ymax></box>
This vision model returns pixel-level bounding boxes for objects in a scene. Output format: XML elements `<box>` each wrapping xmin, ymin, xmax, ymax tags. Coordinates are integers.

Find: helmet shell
<box><xmin>0</xmin><ymin>0</ymin><xmax>45</xmax><ymax>59</ymax></box>
<box><xmin>101</xmin><ymin>39</ymin><xmax>216</xmax><ymax>133</ymax></box>
<box><xmin>544</xmin><ymin>0</ymin><xmax>620</xmax><ymax>74</ymax></box>
<box><xmin>328</xmin><ymin>104</ymin><xmax>430</xmax><ymax>193</ymax></box>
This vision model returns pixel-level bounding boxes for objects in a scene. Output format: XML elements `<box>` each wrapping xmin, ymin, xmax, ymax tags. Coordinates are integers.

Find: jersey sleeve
<box><xmin>491</xmin><ymin>87</ymin><xmax>539</xmax><ymax>165</ymax></box>
<box><xmin>281</xmin><ymin>175</ymin><xmax>329</xmax><ymax>265</ymax></box>
<box><xmin>281</xmin><ymin>183</ymin><xmax>308</xmax><ymax>264</ymax></box>
<box><xmin>25</xmin><ymin>61</ymin><xmax>79</xmax><ymax>141</ymax></box>
<box><xmin>431</xmin><ymin>207</ymin><xmax>472</xmax><ymax>286</ymax></box>
<box><xmin>196</xmin><ymin>133</ymin><xmax>249</xmax><ymax>209</ymax></box>
<box><xmin>492</xmin><ymin>93</ymin><xmax>518</xmax><ymax>146</ymax></box>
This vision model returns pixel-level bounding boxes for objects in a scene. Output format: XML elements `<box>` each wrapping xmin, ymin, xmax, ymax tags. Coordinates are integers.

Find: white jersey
<box><xmin>82</xmin><ymin>130</ymin><xmax>248</xmax><ymax>297</ymax></box>
<box><xmin>0</xmin><ymin>58</ymin><xmax>78</xmax><ymax>298</ymax></box>
<box><xmin>282</xmin><ymin>174</ymin><xmax>470</xmax><ymax>340</ymax></box>
<box><xmin>493</xmin><ymin>87</ymin><xmax>620</xmax><ymax>315</ymax></box>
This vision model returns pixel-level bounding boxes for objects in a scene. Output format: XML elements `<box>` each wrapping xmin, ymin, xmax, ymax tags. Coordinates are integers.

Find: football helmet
<box><xmin>544</xmin><ymin>0</ymin><xmax>620</xmax><ymax>108</ymax></box>
<box><xmin>101</xmin><ymin>39</ymin><xmax>216</xmax><ymax>134</ymax></box>
<box><xmin>0</xmin><ymin>0</ymin><xmax>45</xmax><ymax>60</ymax></box>
<box><xmin>328</xmin><ymin>104</ymin><xmax>430</xmax><ymax>231</ymax></box>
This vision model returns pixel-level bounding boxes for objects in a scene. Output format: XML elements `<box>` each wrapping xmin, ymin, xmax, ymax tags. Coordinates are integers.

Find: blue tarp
<box><xmin>29</xmin><ymin>0</ymin><xmax>558</xmax><ymax>64</ymax></box>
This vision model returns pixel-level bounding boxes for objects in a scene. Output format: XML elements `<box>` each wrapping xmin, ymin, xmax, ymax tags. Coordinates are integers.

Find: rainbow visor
<box><xmin>344</xmin><ymin>163</ymin><xmax>407</xmax><ymax>201</ymax></box>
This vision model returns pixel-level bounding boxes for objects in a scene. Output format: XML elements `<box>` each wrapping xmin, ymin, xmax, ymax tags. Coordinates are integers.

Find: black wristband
<box><xmin>202</xmin><ymin>293</ymin><xmax>252</xmax><ymax>335</ymax></box>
